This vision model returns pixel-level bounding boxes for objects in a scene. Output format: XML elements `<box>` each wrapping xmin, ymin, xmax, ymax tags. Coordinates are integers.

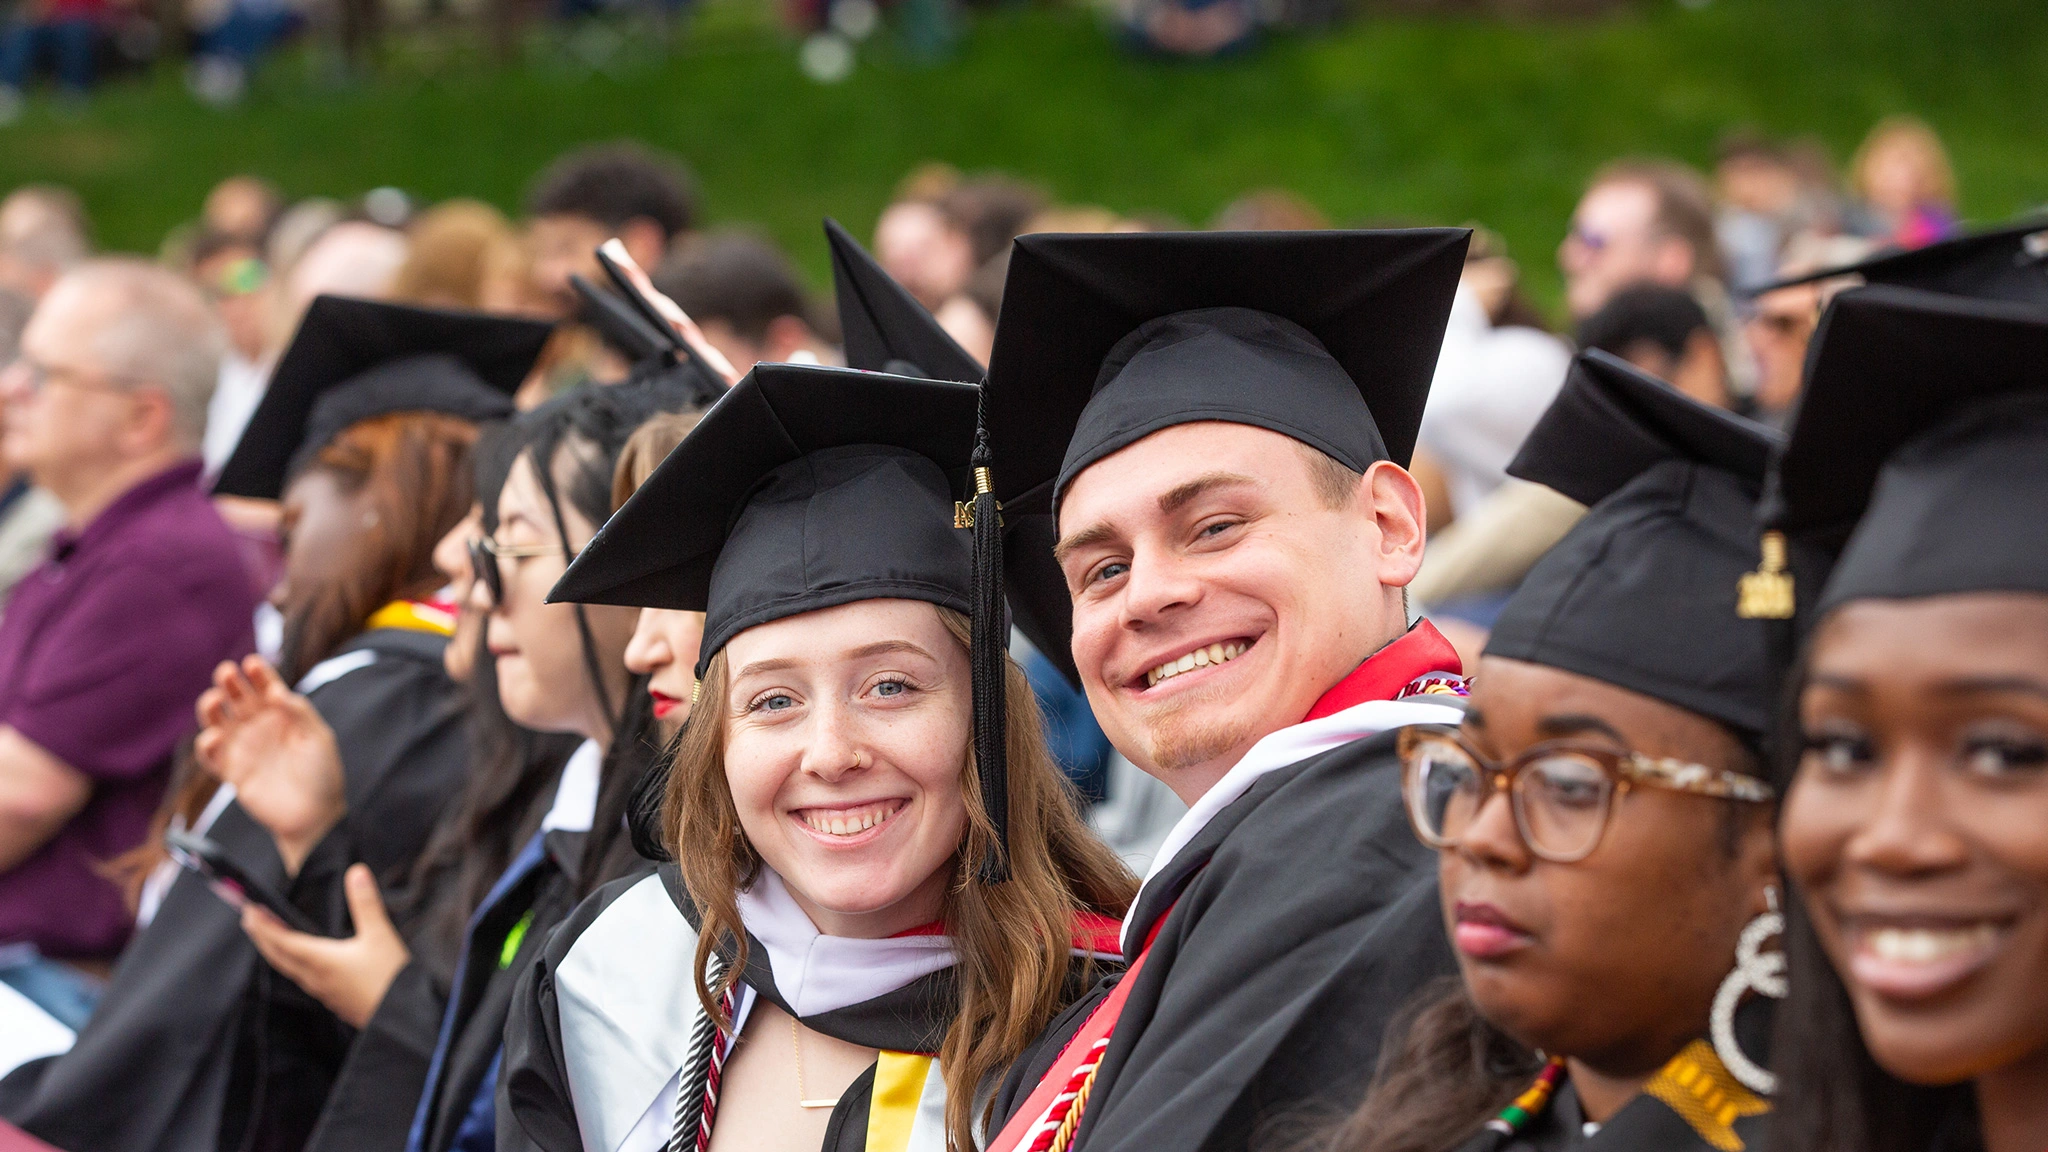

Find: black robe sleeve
<box><xmin>301</xmin><ymin>961</ymin><xmax>444</xmax><ymax>1152</ymax></box>
<box><xmin>1013</xmin><ymin>731</ymin><xmax>1457</xmax><ymax>1152</ymax></box>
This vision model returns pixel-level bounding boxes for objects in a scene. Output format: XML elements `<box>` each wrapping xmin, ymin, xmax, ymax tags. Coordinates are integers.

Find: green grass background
<box><xmin>0</xmin><ymin>0</ymin><xmax>2043</xmax><ymax>314</ymax></box>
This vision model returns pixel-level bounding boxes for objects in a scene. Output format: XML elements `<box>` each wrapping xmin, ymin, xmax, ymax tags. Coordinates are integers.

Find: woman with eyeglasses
<box><xmin>497</xmin><ymin>364</ymin><xmax>1135</xmax><ymax>1152</ymax></box>
<box><xmin>1766</xmin><ymin>289</ymin><xmax>2048</xmax><ymax>1152</ymax></box>
<box><xmin>1325</xmin><ymin>351</ymin><xmax>1784</xmax><ymax>1152</ymax></box>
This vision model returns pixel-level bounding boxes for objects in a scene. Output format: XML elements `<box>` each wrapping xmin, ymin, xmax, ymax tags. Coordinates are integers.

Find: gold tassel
<box><xmin>1737</xmin><ymin>531</ymin><xmax>1795</xmax><ymax>620</ymax></box>
<box><xmin>954</xmin><ymin>467</ymin><xmax>1001</xmax><ymax>529</ymax></box>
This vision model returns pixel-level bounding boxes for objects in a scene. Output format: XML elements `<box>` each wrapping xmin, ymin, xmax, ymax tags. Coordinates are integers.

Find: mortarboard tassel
<box><xmin>964</xmin><ymin>385</ymin><xmax>1011</xmax><ymax>883</ymax></box>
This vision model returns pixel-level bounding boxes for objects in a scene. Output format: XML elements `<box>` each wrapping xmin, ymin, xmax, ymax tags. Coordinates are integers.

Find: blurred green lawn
<box><xmin>1</xmin><ymin>0</ymin><xmax>2043</xmax><ymax>315</ymax></box>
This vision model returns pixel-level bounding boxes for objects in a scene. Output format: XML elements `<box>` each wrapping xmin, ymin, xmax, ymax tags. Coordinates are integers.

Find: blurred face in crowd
<box><xmin>195</xmin><ymin>242</ymin><xmax>272</xmax><ymax>363</ymax></box>
<box><xmin>1054</xmin><ymin>422</ymin><xmax>1425</xmax><ymax>804</ymax></box>
<box><xmin>0</xmin><ymin>280</ymin><xmax>175</xmax><ymax>501</ymax></box>
<box><xmin>873</xmin><ymin>201</ymin><xmax>974</xmax><ymax>311</ymax></box>
<box><xmin>272</xmin><ymin>466</ymin><xmax>376</xmax><ymax>620</ymax></box>
<box><xmin>432</xmin><ymin>504</ymin><xmax>484</xmax><ymax>684</ymax></box>
<box><xmin>1783</xmin><ymin>593</ymin><xmax>2048</xmax><ymax>1092</ymax></box>
<box><xmin>1440</xmin><ymin>657</ymin><xmax>1774</xmax><ymax>1118</ymax></box>
<box><xmin>482</xmin><ymin>449</ymin><xmax>638</xmax><ymax>744</ymax></box>
<box><xmin>1745</xmin><ymin>283</ymin><xmax>1821</xmax><ymax>418</ymax></box>
<box><xmin>720</xmin><ymin>598</ymin><xmax>971</xmax><ymax>937</ymax></box>
<box><xmin>1615</xmin><ymin>329</ymin><xmax>1730</xmax><ymax>412</ymax></box>
<box><xmin>1559</xmin><ymin>179</ymin><xmax>1695</xmax><ymax>320</ymax></box>
<box><xmin>527</xmin><ymin>212</ymin><xmax>668</xmax><ymax>319</ymax></box>
<box><xmin>624</xmin><ymin>607</ymin><xmax>706</xmax><ymax>736</ymax></box>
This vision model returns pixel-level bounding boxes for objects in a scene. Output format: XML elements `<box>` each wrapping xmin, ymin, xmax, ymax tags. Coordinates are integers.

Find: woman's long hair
<box><xmin>275</xmin><ymin>411</ymin><xmax>480</xmax><ymax>684</ymax></box>
<box><xmin>1766</xmin><ymin>643</ymin><xmax>1980</xmax><ymax>1151</ymax></box>
<box><xmin>665</xmin><ymin>607</ymin><xmax>1137</xmax><ymax>1152</ymax></box>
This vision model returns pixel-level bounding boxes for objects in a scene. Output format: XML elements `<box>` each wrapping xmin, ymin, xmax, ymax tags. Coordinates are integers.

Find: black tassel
<box><xmin>968</xmin><ymin>385</ymin><xmax>1010</xmax><ymax>883</ymax></box>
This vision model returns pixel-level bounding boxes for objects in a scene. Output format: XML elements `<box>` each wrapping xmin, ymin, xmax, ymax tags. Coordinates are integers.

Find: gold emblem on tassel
<box><xmin>955</xmin><ymin>466</ymin><xmax>1002</xmax><ymax>529</ymax></box>
<box><xmin>1737</xmin><ymin>531</ymin><xmax>1795</xmax><ymax>620</ymax></box>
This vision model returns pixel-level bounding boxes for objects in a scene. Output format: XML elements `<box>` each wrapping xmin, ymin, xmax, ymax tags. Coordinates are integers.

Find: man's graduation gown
<box><xmin>499</xmin><ymin>865</ymin><xmax>976</xmax><ymax>1152</ymax></box>
<box><xmin>991</xmin><ymin>627</ymin><xmax>1467</xmax><ymax>1152</ymax></box>
<box><xmin>0</xmin><ymin>623</ymin><xmax>464</xmax><ymax>1152</ymax></box>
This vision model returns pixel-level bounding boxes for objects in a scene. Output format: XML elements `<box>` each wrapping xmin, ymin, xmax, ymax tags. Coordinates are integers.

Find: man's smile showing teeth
<box><xmin>796</xmin><ymin>800</ymin><xmax>906</xmax><ymax>837</ymax></box>
<box><xmin>1145</xmin><ymin>641</ymin><xmax>1249</xmax><ymax>688</ymax></box>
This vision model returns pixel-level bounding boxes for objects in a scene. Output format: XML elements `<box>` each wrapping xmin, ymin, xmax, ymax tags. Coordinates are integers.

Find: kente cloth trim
<box><xmin>1643</xmin><ymin>1041</ymin><xmax>1768</xmax><ymax>1152</ymax></box>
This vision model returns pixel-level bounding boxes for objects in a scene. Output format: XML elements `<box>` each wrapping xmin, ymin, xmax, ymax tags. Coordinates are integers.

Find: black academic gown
<box><xmin>0</xmin><ymin>627</ymin><xmax>464</xmax><ymax>1152</ymax></box>
<box><xmin>1451</xmin><ymin>1042</ymin><xmax>1771</xmax><ymax>1152</ymax></box>
<box><xmin>498</xmin><ymin>865</ymin><xmax>978</xmax><ymax>1152</ymax></box>
<box><xmin>992</xmin><ymin>727</ymin><xmax>1460</xmax><ymax>1152</ymax></box>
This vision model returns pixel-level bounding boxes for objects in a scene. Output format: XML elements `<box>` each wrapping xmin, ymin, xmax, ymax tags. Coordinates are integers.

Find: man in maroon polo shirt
<box><xmin>0</xmin><ymin>260</ymin><xmax>256</xmax><ymax>1020</ymax></box>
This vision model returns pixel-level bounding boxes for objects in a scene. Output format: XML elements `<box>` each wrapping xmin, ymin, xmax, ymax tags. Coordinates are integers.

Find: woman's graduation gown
<box><xmin>498</xmin><ymin>865</ymin><xmax>1122</xmax><ymax>1152</ymax></box>
<box><xmin>0</xmin><ymin>621</ymin><xmax>465</xmax><ymax>1152</ymax></box>
<box><xmin>1454</xmin><ymin>1042</ymin><xmax>1770</xmax><ymax>1152</ymax></box>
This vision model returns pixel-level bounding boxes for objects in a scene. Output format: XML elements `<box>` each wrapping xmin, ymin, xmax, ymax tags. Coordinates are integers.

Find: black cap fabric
<box><xmin>1767</xmin><ymin>285</ymin><xmax>2048</xmax><ymax>619</ymax></box>
<box><xmin>984</xmin><ymin>228</ymin><xmax>1469</xmax><ymax>512</ymax></box>
<box><xmin>548</xmin><ymin>363</ymin><xmax>980</xmax><ymax>675</ymax></box>
<box><xmin>214</xmin><ymin>296</ymin><xmax>550</xmax><ymax>499</ymax></box>
<box><xmin>1752</xmin><ymin>218</ymin><xmax>2048</xmax><ymax>307</ymax></box>
<box><xmin>1485</xmin><ymin>350</ymin><xmax>1784</xmax><ymax>745</ymax></box>
<box><xmin>826</xmin><ymin>218</ymin><xmax>985</xmax><ymax>384</ymax></box>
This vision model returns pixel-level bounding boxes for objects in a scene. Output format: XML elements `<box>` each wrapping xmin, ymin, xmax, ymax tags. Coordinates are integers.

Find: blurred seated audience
<box><xmin>184</xmin><ymin>0</ymin><xmax>302</xmax><ymax>105</ymax></box>
<box><xmin>1713</xmin><ymin>133</ymin><xmax>1810</xmax><ymax>294</ymax></box>
<box><xmin>1559</xmin><ymin>158</ymin><xmax>1752</xmax><ymax>398</ymax></box>
<box><xmin>654</xmin><ymin>229</ymin><xmax>836</xmax><ymax>369</ymax></box>
<box><xmin>0</xmin><ymin>261</ymin><xmax>256</xmax><ymax>1018</ymax></box>
<box><xmin>1575</xmin><ymin>283</ymin><xmax>1730</xmax><ymax>411</ymax></box>
<box><xmin>1413</xmin><ymin>227</ymin><xmax>1571</xmax><ymax>530</ymax></box>
<box><xmin>523</xmin><ymin>142</ymin><xmax>697</xmax><ymax>320</ymax></box>
<box><xmin>202</xmin><ymin>175</ymin><xmax>284</xmax><ymax>246</ymax></box>
<box><xmin>873</xmin><ymin>167</ymin><xmax>1043</xmax><ymax>312</ymax></box>
<box><xmin>1742</xmin><ymin>231</ymin><xmax>1873</xmax><ymax>428</ymax></box>
<box><xmin>1849</xmin><ymin>115</ymin><xmax>1958</xmax><ymax>250</ymax></box>
<box><xmin>0</xmin><ymin>288</ymin><xmax>57</xmax><ymax>609</ymax></box>
<box><xmin>1210</xmin><ymin>187</ymin><xmax>1328</xmax><ymax>231</ymax></box>
<box><xmin>1118</xmin><ymin>0</ymin><xmax>1255</xmax><ymax>57</ymax></box>
<box><xmin>0</xmin><ymin>187</ymin><xmax>89</xmax><ymax>302</ymax></box>
<box><xmin>390</xmin><ymin>199</ymin><xmax>514</xmax><ymax>311</ymax></box>
<box><xmin>190</xmin><ymin>229</ymin><xmax>276</xmax><ymax>473</ymax></box>
<box><xmin>0</xmin><ymin>0</ymin><xmax>107</xmax><ymax>117</ymax></box>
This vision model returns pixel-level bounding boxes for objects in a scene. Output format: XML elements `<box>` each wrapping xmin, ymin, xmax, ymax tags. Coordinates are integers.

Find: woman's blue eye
<box><xmin>874</xmin><ymin>680</ymin><xmax>906</xmax><ymax>697</ymax></box>
<box><xmin>755</xmin><ymin>693</ymin><xmax>795</xmax><ymax>712</ymax></box>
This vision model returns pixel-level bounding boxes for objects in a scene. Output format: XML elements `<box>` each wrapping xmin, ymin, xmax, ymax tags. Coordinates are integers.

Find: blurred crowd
<box><xmin>0</xmin><ymin>104</ymin><xmax>2032</xmax><ymax>1152</ymax></box>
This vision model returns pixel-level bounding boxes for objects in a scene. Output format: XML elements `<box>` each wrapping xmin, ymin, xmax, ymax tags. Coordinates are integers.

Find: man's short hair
<box><xmin>1576</xmin><ymin>284</ymin><xmax>1711</xmax><ymax>363</ymax></box>
<box><xmin>56</xmin><ymin>259</ymin><xmax>224</xmax><ymax>448</ymax></box>
<box><xmin>526</xmin><ymin>143</ymin><xmax>697</xmax><ymax>237</ymax></box>
<box><xmin>1296</xmin><ymin>440</ymin><xmax>1363</xmax><ymax>510</ymax></box>
<box><xmin>0</xmin><ymin>185</ymin><xmax>91</xmax><ymax>273</ymax></box>
<box><xmin>1589</xmin><ymin>158</ymin><xmax>1724</xmax><ymax>285</ymax></box>
<box><xmin>654</xmin><ymin>231</ymin><xmax>819</xmax><ymax>344</ymax></box>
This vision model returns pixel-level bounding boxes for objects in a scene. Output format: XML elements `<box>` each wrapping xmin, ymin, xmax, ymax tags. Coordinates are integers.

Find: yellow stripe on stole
<box><xmin>364</xmin><ymin>600</ymin><xmax>457</xmax><ymax>636</ymax></box>
<box><xmin>866</xmin><ymin>1051</ymin><xmax>936</xmax><ymax>1152</ymax></box>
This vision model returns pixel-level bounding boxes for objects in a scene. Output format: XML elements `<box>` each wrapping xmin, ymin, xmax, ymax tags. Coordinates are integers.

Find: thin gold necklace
<box><xmin>791</xmin><ymin>1015</ymin><xmax>839</xmax><ymax>1109</ymax></box>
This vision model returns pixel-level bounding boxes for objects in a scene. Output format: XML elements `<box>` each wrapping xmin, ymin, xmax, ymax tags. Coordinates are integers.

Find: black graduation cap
<box><xmin>213</xmin><ymin>296</ymin><xmax>550</xmax><ymax>499</ymax></box>
<box><xmin>1766</xmin><ymin>284</ymin><xmax>2048</xmax><ymax>621</ymax></box>
<box><xmin>983</xmin><ymin>228</ymin><xmax>1470</xmax><ymax>513</ymax></box>
<box><xmin>1750</xmin><ymin>218</ymin><xmax>2048</xmax><ymax>307</ymax></box>
<box><xmin>1484</xmin><ymin>350</ymin><xmax>1785</xmax><ymax>747</ymax></box>
<box><xmin>826</xmin><ymin>218</ymin><xmax>985</xmax><ymax>385</ymax></box>
<box><xmin>550</xmin><ymin>362</ymin><xmax>1016</xmax><ymax>878</ymax></box>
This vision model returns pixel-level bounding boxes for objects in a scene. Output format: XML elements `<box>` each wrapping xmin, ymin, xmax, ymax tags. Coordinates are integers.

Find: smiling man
<box><xmin>981</xmin><ymin>229</ymin><xmax>1475</xmax><ymax>1152</ymax></box>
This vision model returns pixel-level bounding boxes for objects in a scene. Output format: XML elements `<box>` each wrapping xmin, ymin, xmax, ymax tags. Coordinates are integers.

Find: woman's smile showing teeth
<box><xmin>1144</xmin><ymin>640</ymin><xmax>1249</xmax><ymax>688</ymax></box>
<box><xmin>794</xmin><ymin>799</ymin><xmax>907</xmax><ymax>839</ymax></box>
<box><xmin>1844</xmin><ymin>917</ymin><xmax>2009</xmax><ymax>1000</ymax></box>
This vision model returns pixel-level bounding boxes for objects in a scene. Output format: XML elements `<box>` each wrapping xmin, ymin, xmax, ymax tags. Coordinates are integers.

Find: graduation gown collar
<box><xmin>1121</xmin><ymin>623</ymin><xmax>1466</xmax><ymax>955</ymax></box>
<box><xmin>735</xmin><ymin>869</ymin><xmax>960</xmax><ymax>1021</ymax></box>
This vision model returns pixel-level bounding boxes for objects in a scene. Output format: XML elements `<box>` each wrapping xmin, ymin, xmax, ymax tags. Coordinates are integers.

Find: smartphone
<box><xmin>165</xmin><ymin>828</ymin><xmax>328</xmax><ymax>936</ymax></box>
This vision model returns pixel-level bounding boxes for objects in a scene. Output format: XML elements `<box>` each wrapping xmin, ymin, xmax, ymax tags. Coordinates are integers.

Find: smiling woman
<box><xmin>1763</xmin><ymin>288</ymin><xmax>2048</xmax><ymax>1152</ymax></box>
<box><xmin>499</xmin><ymin>363</ymin><xmax>1134</xmax><ymax>1152</ymax></box>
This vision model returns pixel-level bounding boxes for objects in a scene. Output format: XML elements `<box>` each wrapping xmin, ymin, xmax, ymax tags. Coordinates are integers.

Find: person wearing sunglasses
<box><xmin>1766</xmin><ymin>288</ymin><xmax>2048</xmax><ymax>1152</ymax></box>
<box><xmin>1329</xmin><ymin>351</ymin><xmax>1784</xmax><ymax>1152</ymax></box>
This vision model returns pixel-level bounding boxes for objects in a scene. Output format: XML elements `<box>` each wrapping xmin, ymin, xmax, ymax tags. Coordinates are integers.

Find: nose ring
<box><xmin>852</xmin><ymin>750</ymin><xmax>868</xmax><ymax>770</ymax></box>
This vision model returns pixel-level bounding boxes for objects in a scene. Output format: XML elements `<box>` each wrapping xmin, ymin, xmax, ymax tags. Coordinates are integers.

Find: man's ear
<box><xmin>1363</xmin><ymin>461</ymin><xmax>1427</xmax><ymax>589</ymax></box>
<box><xmin>124</xmin><ymin>386</ymin><xmax>182</xmax><ymax>454</ymax></box>
<box><xmin>618</xmin><ymin>218</ymin><xmax>671</xmax><ymax>276</ymax></box>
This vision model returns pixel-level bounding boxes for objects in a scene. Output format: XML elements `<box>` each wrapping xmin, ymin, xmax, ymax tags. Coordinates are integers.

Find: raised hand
<box><xmin>242</xmin><ymin>863</ymin><xmax>410</xmax><ymax>1029</ymax></box>
<box><xmin>195</xmin><ymin>654</ymin><xmax>346</xmax><ymax>875</ymax></box>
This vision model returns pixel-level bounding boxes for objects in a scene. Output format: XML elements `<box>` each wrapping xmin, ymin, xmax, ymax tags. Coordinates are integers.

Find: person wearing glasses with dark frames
<box><xmin>1324</xmin><ymin>351</ymin><xmax>1784</xmax><ymax>1152</ymax></box>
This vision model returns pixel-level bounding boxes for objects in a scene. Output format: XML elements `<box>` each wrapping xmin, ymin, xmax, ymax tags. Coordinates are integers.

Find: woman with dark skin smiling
<box><xmin>1330</xmin><ymin>352</ymin><xmax>1784</xmax><ymax>1152</ymax></box>
<box><xmin>1763</xmin><ymin>287</ymin><xmax>2048</xmax><ymax>1152</ymax></box>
